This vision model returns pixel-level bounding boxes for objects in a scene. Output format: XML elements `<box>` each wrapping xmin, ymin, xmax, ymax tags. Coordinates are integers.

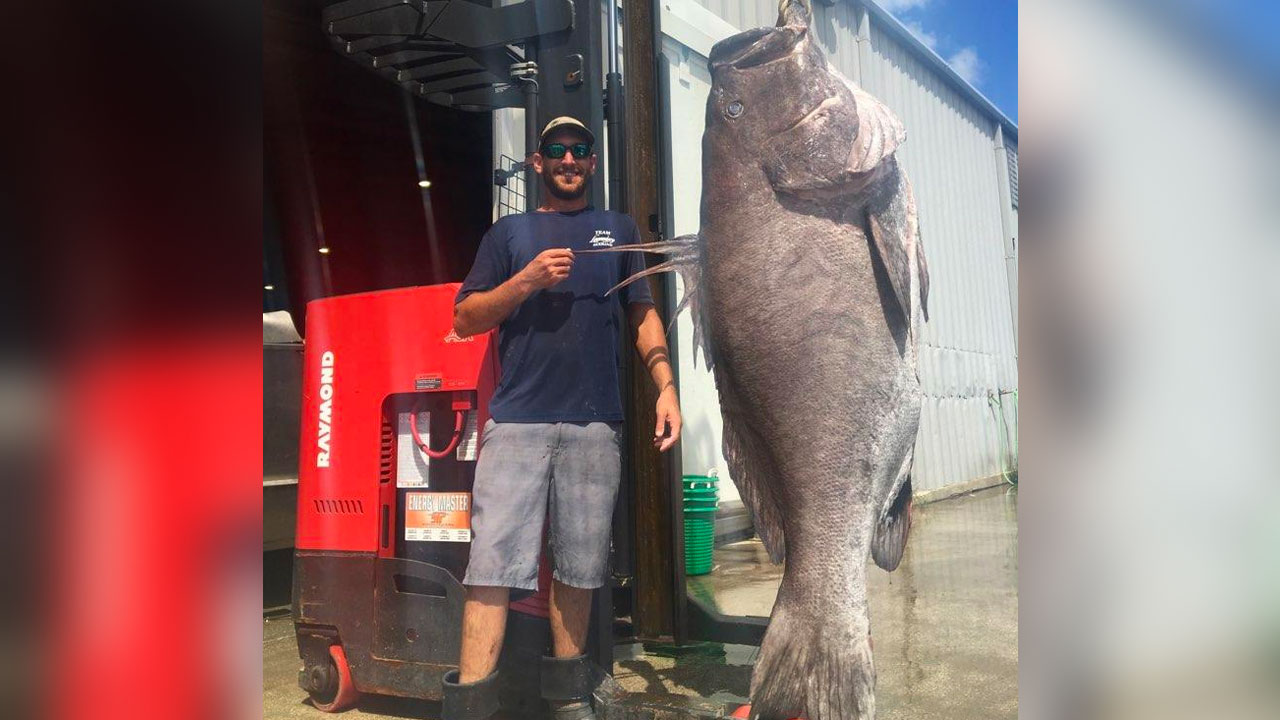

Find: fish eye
<box><xmin>725</xmin><ymin>100</ymin><xmax>744</xmax><ymax>118</ymax></box>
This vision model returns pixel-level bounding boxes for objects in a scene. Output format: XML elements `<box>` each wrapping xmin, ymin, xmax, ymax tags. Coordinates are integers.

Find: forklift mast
<box><xmin>322</xmin><ymin>0</ymin><xmax>605</xmax><ymax>210</ymax></box>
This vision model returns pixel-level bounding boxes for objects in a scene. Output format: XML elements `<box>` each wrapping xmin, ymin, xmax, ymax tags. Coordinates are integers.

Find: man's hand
<box><xmin>517</xmin><ymin>248</ymin><xmax>574</xmax><ymax>290</ymax></box>
<box><xmin>654</xmin><ymin>383</ymin><xmax>682</xmax><ymax>452</ymax></box>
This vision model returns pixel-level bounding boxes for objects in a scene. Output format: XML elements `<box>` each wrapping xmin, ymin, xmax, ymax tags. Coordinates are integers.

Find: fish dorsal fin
<box><xmin>578</xmin><ymin>234</ymin><xmax>714</xmax><ymax>368</ymax></box>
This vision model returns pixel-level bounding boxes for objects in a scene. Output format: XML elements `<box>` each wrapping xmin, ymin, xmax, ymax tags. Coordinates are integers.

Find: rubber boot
<box><xmin>540</xmin><ymin>654</ymin><xmax>598</xmax><ymax>720</ymax></box>
<box><xmin>441</xmin><ymin>669</ymin><xmax>501</xmax><ymax>720</ymax></box>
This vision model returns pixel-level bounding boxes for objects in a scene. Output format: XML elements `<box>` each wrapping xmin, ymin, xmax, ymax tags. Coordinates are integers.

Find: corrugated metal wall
<box><xmin>863</xmin><ymin>21</ymin><xmax>1018</xmax><ymax>492</ymax></box>
<box><xmin>672</xmin><ymin>0</ymin><xmax>1018</xmax><ymax>493</ymax></box>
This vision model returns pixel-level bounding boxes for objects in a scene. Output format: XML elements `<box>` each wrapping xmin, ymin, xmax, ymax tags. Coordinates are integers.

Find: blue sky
<box><xmin>874</xmin><ymin>0</ymin><xmax>1018</xmax><ymax>124</ymax></box>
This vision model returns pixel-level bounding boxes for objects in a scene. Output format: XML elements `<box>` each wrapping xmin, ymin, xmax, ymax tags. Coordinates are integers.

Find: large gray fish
<box><xmin>585</xmin><ymin>1</ymin><xmax>929</xmax><ymax>717</ymax></box>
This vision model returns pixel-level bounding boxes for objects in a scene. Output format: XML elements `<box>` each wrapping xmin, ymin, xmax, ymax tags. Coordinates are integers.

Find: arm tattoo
<box><xmin>642</xmin><ymin>347</ymin><xmax>670</xmax><ymax>372</ymax></box>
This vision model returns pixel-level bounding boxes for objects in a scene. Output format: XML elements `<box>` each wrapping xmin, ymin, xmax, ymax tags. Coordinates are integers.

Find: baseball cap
<box><xmin>539</xmin><ymin>116</ymin><xmax>596</xmax><ymax>146</ymax></box>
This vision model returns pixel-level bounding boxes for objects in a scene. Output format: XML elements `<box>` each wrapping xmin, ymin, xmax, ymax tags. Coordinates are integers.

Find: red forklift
<box><xmin>293</xmin><ymin>284</ymin><xmax>579</xmax><ymax>715</ymax></box>
<box><xmin>293</xmin><ymin>284</ymin><xmax>499</xmax><ymax>711</ymax></box>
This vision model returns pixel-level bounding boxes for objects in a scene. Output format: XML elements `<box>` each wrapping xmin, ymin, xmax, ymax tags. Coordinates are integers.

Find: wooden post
<box><xmin>622</xmin><ymin>0</ymin><xmax>684</xmax><ymax>643</ymax></box>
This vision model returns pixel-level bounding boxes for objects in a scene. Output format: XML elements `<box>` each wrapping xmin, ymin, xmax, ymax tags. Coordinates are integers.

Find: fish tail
<box><xmin>749</xmin><ymin>606</ymin><xmax>875</xmax><ymax>720</ymax></box>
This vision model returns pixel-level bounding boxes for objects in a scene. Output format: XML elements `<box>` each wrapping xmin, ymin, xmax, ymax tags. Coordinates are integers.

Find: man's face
<box><xmin>533</xmin><ymin>131</ymin><xmax>597</xmax><ymax>201</ymax></box>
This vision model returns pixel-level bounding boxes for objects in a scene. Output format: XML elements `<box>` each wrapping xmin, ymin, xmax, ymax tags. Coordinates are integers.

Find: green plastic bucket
<box><xmin>682</xmin><ymin>475</ymin><xmax>720</xmax><ymax>576</ymax></box>
<box><xmin>682</xmin><ymin>487</ymin><xmax>719</xmax><ymax>497</ymax></box>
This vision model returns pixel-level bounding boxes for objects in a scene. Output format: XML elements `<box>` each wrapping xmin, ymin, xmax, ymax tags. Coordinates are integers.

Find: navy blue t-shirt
<box><xmin>455</xmin><ymin>208</ymin><xmax>654</xmax><ymax>422</ymax></box>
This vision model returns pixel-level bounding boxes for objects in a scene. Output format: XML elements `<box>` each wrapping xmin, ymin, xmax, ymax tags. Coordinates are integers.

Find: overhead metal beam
<box><xmin>325</xmin><ymin>0</ymin><xmax>574</xmax><ymax>111</ymax></box>
<box><xmin>395</xmin><ymin>57</ymin><xmax>484</xmax><ymax>82</ymax></box>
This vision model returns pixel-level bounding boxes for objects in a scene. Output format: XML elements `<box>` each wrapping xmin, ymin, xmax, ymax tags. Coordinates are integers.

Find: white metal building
<box><xmin>497</xmin><ymin>0</ymin><xmax>1019</xmax><ymax>501</ymax></box>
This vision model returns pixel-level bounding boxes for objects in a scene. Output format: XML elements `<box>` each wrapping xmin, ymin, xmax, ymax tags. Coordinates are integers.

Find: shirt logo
<box><xmin>589</xmin><ymin>230</ymin><xmax>615</xmax><ymax>248</ymax></box>
<box><xmin>443</xmin><ymin>329</ymin><xmax>474</xmax><ymax>343</ymax></box>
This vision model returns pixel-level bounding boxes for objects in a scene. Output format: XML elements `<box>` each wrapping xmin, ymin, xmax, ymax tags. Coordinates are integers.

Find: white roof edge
<box><xmin>657</xmin><ymin>0</ymin><xmax>1017</xmax><ymax>142</ymax></box>
<box><xmin>860</xmin><ymin>0</ymin><xmax>1018</xmax><ymax>141</ymax></box>
<box><xmin>658</xmin><ymin>0</ymin><xmax>742</xmax><ymax>60</ymax></box>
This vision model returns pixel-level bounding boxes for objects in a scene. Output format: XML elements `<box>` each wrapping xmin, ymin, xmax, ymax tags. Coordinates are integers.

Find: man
<box><xmin>442</xmin><ymin>116</ymin><xmax>682</xmax><ymax>720</ymax></box>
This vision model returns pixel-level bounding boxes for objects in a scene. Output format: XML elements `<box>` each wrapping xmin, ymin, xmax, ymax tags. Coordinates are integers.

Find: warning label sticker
<box><xmin>404</xmin><ymin>492</ymin><xmax>472</xmax><ymax>542</ymax></box>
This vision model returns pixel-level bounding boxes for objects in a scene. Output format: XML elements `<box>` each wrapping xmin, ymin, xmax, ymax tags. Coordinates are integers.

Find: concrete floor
<box><xmin>264</xmin><ymin>485</ymin><xmax>1018</xmax><ymax>719</ymax></box>
<box><xmin>635</xmin><ymin>484</ymin><xmax>1021</xmax><ymax>719</ymax></box>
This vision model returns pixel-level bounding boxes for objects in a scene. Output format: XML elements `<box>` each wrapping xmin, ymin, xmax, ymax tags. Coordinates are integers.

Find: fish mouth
<box><xmin>708</xmin><ymin>26</ymin><xmax>800</xmax><ymax>70</ymax></box>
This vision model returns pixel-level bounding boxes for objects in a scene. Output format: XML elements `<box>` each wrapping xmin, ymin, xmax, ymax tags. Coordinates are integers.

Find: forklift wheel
<box><xmin>309</xmin><ymin>644</ymin><xmax>359</xmax><ymax>712</ymax></box>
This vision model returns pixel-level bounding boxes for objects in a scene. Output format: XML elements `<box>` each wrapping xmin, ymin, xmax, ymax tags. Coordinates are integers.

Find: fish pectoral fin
<box><xmin>866</xmin><ymin>157</ymin><xmax>927</xmax><ymax>331</ymax></box>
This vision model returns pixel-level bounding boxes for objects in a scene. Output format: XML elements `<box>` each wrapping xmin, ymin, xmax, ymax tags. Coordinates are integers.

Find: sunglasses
<box><xmin>541</xmin><ymin>142</ymin><xmax>592</xmax><ymax>160</ymax></box>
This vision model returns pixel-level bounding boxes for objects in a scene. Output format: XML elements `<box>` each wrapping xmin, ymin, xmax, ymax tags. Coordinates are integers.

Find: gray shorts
<box><xmin>463</xmin><ymin>419</ymin><xmax>622</xmax><ymax>591</ymax></box>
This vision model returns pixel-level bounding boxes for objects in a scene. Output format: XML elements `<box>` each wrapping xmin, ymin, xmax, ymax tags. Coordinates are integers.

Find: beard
<box><xmin>542</xmin><ymin>168</ymin><xmax>590</xmax><ymax>201</ymax></box>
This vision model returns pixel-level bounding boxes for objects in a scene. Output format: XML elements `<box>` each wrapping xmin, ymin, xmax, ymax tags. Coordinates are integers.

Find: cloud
<box><xmin>948</xmin><ymin>46</ymin><xmax>984</xmax><ymax>85</ymax></box>
<box><xmin>903</xmin><ymin>20</ymin><xmax>939</xmax><ymax>51</ymax></box>
<box><xmin>881</xmin><ymin>1</ymin><xmax>985</xmax><ymax>89</ymax></box>
<box><xmin>877</xmin><ymin>0</ymin><xmax>931</xmax><ymax>11</ymax></box>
